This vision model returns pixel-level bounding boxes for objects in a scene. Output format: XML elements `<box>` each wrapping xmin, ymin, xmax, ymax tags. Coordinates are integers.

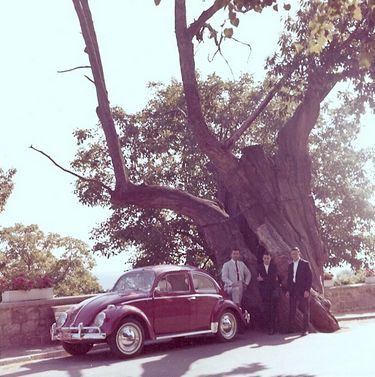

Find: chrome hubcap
<box><xmin>220</xmin><ymin>313</ymin><xmax>237</xmax><ymax>339</ymax></box>
<box><xmin>116</xmin><ymin>323</ymin><xmax>142</xmax><ymax>354</ymax></box>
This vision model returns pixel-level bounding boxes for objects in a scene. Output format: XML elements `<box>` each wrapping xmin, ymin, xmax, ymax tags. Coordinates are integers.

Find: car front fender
<box><xmin>101</xmin><ymin>304</ymin><xmax>155</xmax><ymax>340</ymax></box>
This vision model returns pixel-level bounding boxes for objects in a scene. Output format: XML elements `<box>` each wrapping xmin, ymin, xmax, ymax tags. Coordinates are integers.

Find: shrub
<box><xmin>323</xmin><ymin>271</ymin><xmax>333</xmax><ymax>280</ymax></box>
<box><xmin>334</xmin><ymin>269</ymin><xmax>365</xmax><ymax>286</ymax></box>
<box><xmin>0</xmin><ymin>273</ymin><xmax>54</xmax><ymax>292</ymax></box>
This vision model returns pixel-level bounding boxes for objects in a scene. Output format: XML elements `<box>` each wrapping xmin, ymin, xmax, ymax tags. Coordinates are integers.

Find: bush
<box><xmin>334</xmin><ymin>269</ymin><xmax>365</xmax><ymax>286</ymax></box>
<box><xmin>365</xmin><ymin>268</ymin><xmax>375</xmax><ymax>277</ymax></box>
<box><xmin>323</xmin><ymin>271</ymin><xmax>333</xmax><ymax>280</ymax></box>
<box><xmin>0</xmin><ymin>273</ymin><xmax>53</xmax><ymax>292</ymax></box>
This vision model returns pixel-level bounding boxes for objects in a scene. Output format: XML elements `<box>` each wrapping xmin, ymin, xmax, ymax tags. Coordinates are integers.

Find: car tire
<box><xmin>62</xmin><ymin>342</ymin><xmax>93</xmax><ymax>356</ymax></box>
<box><xmin>108</xmin><ymin>318</ymin><xmax>145</xmax><ymax>358</ymax></box>
<box><xmin>216</xmin><ymin>310</ymin><xmax>238</xmax><ymax>342</ymax></box>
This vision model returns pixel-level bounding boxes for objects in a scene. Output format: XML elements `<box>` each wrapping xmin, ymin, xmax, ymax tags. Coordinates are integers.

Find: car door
<box><xmin>152</xmin><ymin>272</ymin><xmax>194</xmax><ymax>335</ymax></box>
<box><xmin>190</xmin><ymin>272</ymin><xmax>221</xmax><ymax>331</ymax></box>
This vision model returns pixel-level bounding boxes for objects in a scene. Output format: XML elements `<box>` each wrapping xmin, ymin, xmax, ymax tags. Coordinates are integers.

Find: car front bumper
<box><xmin>51</xmin><ymin>322</ymin><xmax>107</xmax><ymax>341</ymax></box>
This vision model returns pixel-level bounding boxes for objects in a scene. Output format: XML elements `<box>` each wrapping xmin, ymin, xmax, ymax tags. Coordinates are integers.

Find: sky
<box><xmin>0</xmin><ymin>1</ymin><xmax>374</xmax><ymax>289</ymax></box>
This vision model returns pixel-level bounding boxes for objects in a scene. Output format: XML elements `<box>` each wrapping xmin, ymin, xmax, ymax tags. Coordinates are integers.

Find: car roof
<box><xmin>129</xmin><ymin>264</ymin><xmax>200</xmax><ymax>276</ymax></box>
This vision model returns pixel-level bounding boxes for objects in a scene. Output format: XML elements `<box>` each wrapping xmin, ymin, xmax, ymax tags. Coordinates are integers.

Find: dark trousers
<box><xmin>288</xmin><ymin>294</ymin><xmax>310</xmax><ymax>332</ymax></box>
<box><xmin>263</xmin><ymin>298</ymin><xmax>278</xmax><ymax>331</ymax></box>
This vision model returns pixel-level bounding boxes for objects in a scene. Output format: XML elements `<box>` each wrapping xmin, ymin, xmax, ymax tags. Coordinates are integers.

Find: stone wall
<box><xmin>0</xmin><ymin>295</ymin><xmax>93</xmax><ymax>350</ymax></box>
<box><xmin>325</xmin><ymin>282</ymin><xmax>375</xmax><ymax>314</ymax></box>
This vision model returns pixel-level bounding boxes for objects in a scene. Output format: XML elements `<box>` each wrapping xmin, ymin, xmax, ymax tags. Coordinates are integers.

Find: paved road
<box><xmin>1</xmin><ymin>319</ymin><xmax>374</xmax><ymax>377</ymax></box>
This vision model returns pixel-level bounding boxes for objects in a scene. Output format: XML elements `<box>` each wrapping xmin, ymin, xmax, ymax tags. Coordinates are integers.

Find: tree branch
<box><xmin>225</xmin><ymin>79</ymin><xmax>283</xmax><ymax>149</ymax></box>
<box><xmin>277</xmin><ymin>19</ymin><xmax>368</xmax><ymax>157</ymax></box>
<box><xmin>84</xmin><ymin>74</ymin><xmax>95</xmax><ymax>84</ymax></box>
<box><xmin>187</xmin><ymin>0</ymin><xmax>225</xmax><ymax>40</ymax></box>
<box><xmin>277</xmin><ymin>71</ymin><xmax>343</xmax><ymax>158</ymax></box>
<box><xmin>72</xmin><ymin>0</ymin><xmax>130</xmax><ymax>191</ymax></box>
<box><xmin>30</xmin><ymin>145</ymin><xmax>113</xmax><ymax>193</ymax></box>
<box><xmin>112</xmin><ymin>183</ymin><xmax>231</xmax><ymax>228</ymax></box>
<box><xmin>57</xmin><ymin>65</ymin><xmax>91</xmax><ymax>73</ymax></box>
<box><xmin>175</xmin><ymin>0</ymin><xmax>238</xmax><ymax>174</ymax></box>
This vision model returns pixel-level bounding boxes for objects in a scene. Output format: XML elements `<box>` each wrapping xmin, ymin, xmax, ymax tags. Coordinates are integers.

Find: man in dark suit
<box><xmin>257</xmin><ymin>252</ymin><xmax>280</xmax><ymax>335</ymax></box>
<box><xmin>286</xmin><ymin>246</ymin><xmax>312</xmax><ymax>336</ymax></box>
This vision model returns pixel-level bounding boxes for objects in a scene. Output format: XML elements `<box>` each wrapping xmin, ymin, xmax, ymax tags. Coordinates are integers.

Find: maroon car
<box><xmin>51</xmin><ymin>265</ymin><xmax>249</xmax><ymax>358</ymax></box>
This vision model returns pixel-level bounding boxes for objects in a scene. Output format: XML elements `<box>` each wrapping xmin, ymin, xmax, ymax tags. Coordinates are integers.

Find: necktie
<box><xmin>235</xmin><ymin>261</ymin><xmax>240</xmax><ymax>281</ymax></box>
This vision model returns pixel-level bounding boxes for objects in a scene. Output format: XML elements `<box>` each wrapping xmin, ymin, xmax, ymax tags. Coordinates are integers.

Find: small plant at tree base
<box><xmin>323</xmin><ymin>271</ymin><xmax>333</xmax><ymax>280</ymax></box>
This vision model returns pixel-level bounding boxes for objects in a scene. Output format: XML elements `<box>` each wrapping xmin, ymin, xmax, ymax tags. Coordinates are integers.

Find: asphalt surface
<box><xmin>0</xmin><ymin>313</ymin><xmax>374</xmax><ymax>377</ymax></box>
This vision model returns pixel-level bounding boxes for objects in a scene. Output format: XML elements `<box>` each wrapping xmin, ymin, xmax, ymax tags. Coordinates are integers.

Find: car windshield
<box><xmin>112</xmin><ymin>270</ymin><xmax>155</xmax><ymax>293</ymax></box>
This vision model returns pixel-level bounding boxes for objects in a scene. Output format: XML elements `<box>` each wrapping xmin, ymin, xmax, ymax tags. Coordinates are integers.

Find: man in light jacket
<box><xmin>221</xmin><ymin>249</ymin><xmax>251</xmax><ymax>306</ymax></box>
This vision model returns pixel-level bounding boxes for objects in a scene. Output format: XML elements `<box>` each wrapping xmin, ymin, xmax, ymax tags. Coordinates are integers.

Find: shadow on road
<box><xmin>2</xmin><ymin>330</ymin><xmax>305</xmax><ymax>377</ymax></box>
<box><xmin>139</xmin><ymin>331</ymin><xmax>304</xmax><ymax>377</ymax></box>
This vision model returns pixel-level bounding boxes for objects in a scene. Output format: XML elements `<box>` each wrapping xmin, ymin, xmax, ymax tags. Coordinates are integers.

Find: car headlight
<box><xmin>94</xmin><ymin>312</ymin><xmax>106</xmax><ymax>327</ymax></box>
<box><xmin>56</xmin><ymin>312</ymin><xmax>68</xmax><ymax>328</ymax></box>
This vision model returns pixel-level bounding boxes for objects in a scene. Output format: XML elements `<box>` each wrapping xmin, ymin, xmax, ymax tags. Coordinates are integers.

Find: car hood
<box><xmin>68</xmin><ymin>290</ymin><xmax>150</xmax><ymax>326</ymax></box>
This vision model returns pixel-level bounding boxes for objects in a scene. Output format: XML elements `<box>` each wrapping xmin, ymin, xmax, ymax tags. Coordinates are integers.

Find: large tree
<box><xmin>40</xmin><ymin>0</ymin><xmax>375</xmax><ymax>331</ymax></box>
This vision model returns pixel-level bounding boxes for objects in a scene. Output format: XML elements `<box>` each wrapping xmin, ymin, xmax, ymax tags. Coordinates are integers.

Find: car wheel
<box><xmin>216</xmin><ymin>310</ymin><xmax>238</xmax><ymax>342</ymax></box>
<box><xmin>108</xmin><ymin>319</ymin><xmax>144</xmax><ymax>358</ymax></box>
<box><xmin>62</xmin><ymin>342</ymin><xmax>93</xmax><ymax>356</ymax></box>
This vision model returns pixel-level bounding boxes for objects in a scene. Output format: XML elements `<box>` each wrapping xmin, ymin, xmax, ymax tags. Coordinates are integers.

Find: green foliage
<box><xmin>334</xmin><ymin>269</ymin><xmax>366</xmax><ymax>285</ymax></box>
<box><xmin>92</xmin><ymin>207</ymin><xmax>216</xmax><ymax>273</ymax></box>
<box><xmin>0</xmin><ymin>167</ymin><xmax>15</xmax><ymax>214</ymax></box>
<box><xmin>72</xmin><ymin>74</ymin><xmax>282</xmax><ymax>269</ymax></box>
<box><xmin>72</xmin><ymin>74</ymin><xmax>279</xmax><ymax>205</ymax></box>
<box><xmin>70</xmin><ymin>1</ymin><xmax>374</xmax><ymax>271</ymax></box>
<box><xmin>266</xmin><ymin>0</ymin><xmax>375</xmax><ymax>116</ymax></box>
<box><xmin>310</xmin><ymin>95</ymin><xmax>375</xmax><ymax>269</ymax></box>
<box><xmin>0</xmin><ymin>224</ymin><xmax>101</xmax><ymax>297</ymax></box>
<box><xmin>72</xmin><ymin>72</ymin><xmax>374</xmax><ymax>270</ymax></box>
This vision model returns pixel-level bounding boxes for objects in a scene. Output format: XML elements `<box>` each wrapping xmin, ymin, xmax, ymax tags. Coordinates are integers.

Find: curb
<box><xmin>336</xmin><ymin>312</ymin><xmax>375</xmax><ymax>322</ymax></box>
<box><xmin>0</xmin><ymin>349</ymin><xmax>67</xmax><ymax>367</ymax></box>
<box><xmin>0</xmin><ymin>343</ymin><xmax>108</xmax><ymax>367</ymax></box>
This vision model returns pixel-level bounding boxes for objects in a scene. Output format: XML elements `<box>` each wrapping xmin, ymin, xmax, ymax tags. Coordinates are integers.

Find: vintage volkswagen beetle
<box><xmin>51</xmin><ymin>265</ymin><xmax>249</xmax><ymax>358</ymax></box>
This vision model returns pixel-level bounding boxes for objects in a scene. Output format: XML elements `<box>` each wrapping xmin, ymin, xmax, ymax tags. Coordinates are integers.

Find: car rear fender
<box><xmin>104</xmin><ymin>305</ymin><xmax>155</xmax><ymax>340</ymax></box>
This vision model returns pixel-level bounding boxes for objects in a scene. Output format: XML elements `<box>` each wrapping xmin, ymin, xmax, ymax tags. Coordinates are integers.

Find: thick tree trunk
<box><xmin>209</xmin><ymin>144</ymin><xmax>339</xmax><ymax>332</ymax></box>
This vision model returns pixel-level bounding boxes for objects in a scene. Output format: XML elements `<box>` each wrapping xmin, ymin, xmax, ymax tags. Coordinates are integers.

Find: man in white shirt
<box><xmin>286</xmin><ymin>246</ymin><xmax>312</xmax><ymax>336</ymax></box>
<box><xmin>221</xmin><ymin>249</ymin><xmax>251</xmax><ymax>306</ymax></box>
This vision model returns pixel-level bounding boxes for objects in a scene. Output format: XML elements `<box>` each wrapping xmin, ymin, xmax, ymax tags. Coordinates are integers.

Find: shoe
<box><xmin>301</xmin><ymin>330</ymin><xmax>308</xmax><ymax>336</ymax></box>
<box><xmin>243</xmin><ymin>310</ymin><xmax>251</xmax><ymax>324</ymax></box>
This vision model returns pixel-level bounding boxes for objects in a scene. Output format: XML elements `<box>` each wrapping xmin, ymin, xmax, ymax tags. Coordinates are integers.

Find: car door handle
<box><xmin>188</xmin><ymin>296</ymin><xmax>197</xmax><ymax>301</ymax></box>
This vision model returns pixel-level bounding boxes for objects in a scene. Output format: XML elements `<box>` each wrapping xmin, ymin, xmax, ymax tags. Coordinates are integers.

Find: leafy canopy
<box><xmin>72</xmin><ymin>74</ymin><xmax>374</xmax><ymax>270</ymax></box>
<box><xmin>0</xmin><ymin>167</ymin><xmax>15</xmax><ymax>214</ymax></box>
<box><xmin>0</xmin><ymin>224</ymin><xmax>102</xmax><ymax>297</ymax></box>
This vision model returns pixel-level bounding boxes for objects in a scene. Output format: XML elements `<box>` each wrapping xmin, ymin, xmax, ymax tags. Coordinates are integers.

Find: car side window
<box><xmin>156</xmin><ymin>277</ymin><xmax>172</xmax><ymax>293</ymax></box>
<box><xmin>192</xmin><ymin>273</ymin><xmax>218</xmax><ymax>294</ymax></box>
<box><xmin>157</xmin><ymin>273</ymin><xmax>190</xmax><ymax>293</ymax></box>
